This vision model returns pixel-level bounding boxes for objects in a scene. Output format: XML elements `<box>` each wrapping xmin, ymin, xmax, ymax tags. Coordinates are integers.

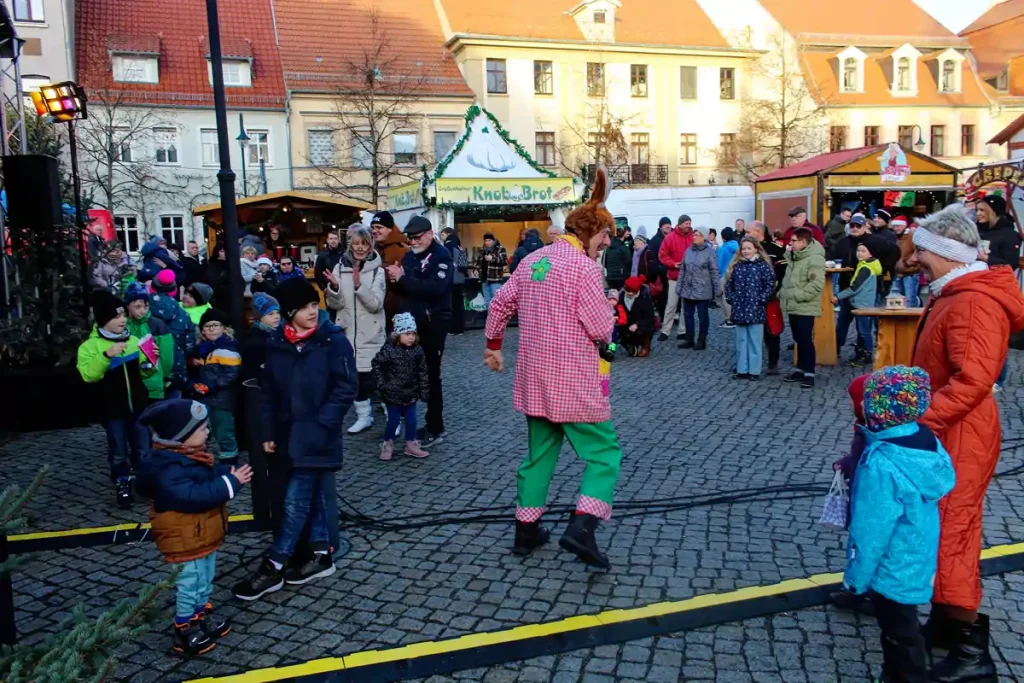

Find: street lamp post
<box><xmin>236</xmin><ymin>113</ymin><xmax>249</xmax><ymax>198</ymax></box>
<box><xmin>909</xmin><ymin>125</ymin><xmax>927</xmax><ymax>153</ymax></box>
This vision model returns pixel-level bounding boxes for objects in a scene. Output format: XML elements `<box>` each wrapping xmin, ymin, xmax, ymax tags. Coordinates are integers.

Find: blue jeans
<box><xmin>270</xmin><ymin>469</ymin><xmax>332</xmax><ymax>565</ymax></box>
<box><xmin>481</xmin><ymin>281</ymin><xmax>502</xmax><ymax>308</ymax></box>
<box><xmin>682</xmin><ymin>299</ymin><xmax>709</xmax><ymax>339</ymax></box>
<box><xmin>208</xmin><ymin>406</ymin><xmax>238</xmax><ymax>460</ymax></box>
<box><xmin>385</xmin><ymin>403</ymin><xmax>417</xmax><ymax>442</ymax></box>
<box><xmin>102</xmin><ymin>415</ymin><xmax>151</xmax><ymax>481</ymax></box>
<box><xmin>855</xmin><ymin>315</ymin><xmax>875</xmax><ymax>355</ymax></box>
<box><xmin>735</xmin><ymin>324</ymin><xmax>764</xmax><ymax>375</ymax></box>
<box><xmin>891</xmin><ymin>273</ymin><xmax>921</xmax><ymax>308</ymax></box>
<box><xmin>174</xmin><ymin>552</ymin><xmax>217</xmax><ymax>621</ymax></box>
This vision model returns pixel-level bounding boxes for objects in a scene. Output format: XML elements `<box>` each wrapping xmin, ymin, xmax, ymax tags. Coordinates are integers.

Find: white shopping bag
<box><xmin>818</xmin><ymin>470</ymin><xmax>849</xmax><ymax>529</ymax></box>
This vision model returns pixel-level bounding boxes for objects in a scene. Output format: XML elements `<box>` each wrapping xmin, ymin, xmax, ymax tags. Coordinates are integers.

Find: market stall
<box><xmin>755</xmin><ymin>144</ymin><xmax>958</xmax><ymax>229</ymax></box>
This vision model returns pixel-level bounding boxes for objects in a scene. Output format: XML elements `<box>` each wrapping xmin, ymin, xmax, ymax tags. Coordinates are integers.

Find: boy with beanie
<box><xmin>149</xmin><ymin>269</ymin><xmax>196</xmax><ymax>393</ymax></box>
<box><xmin>124</xmin><ymin>281</ymin><xmax>175</xmax><ymax>400</ymax></box>
<box><xmin>136</xmin><ymin>399</ymin><xmax>252</xmax><ymax>656</ymax></box>
<box><xmin>234</xmin><ymin>277</ymin><xmax>357</xmax><ymax>600</ymax></box>
<box><xmin>241</xmin><ymin>293</ymin><xmax>281</xmax><ymax>385</ymax></box>
<box><xmin>181</xmin><ymin>282</ymin><xmax>214</xmax><ymax>325</ymax></box>
<box><xmin>192</xmin><ymin>308</ymin><xmax>241</xmax><ymax>463</ymax></box>
<box><xmin>844</xmin><ymin>366</ymin><xmax>955</xmax><ymax>683</ymax></box>
<box><xmin>833</xmin><ymin>240</ymin><xmax>882</xmax><ymax>367</ymax></box>
<box><xmin>77</xmin><ymin>290</ymin><xmax>154</xmax><ymax>507</ymax></box>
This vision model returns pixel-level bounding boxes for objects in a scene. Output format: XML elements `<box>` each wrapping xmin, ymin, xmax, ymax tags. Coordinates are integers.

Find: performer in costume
<box><xmin>483</xmin><ymin>167</ymin><xmax>622</xmax><ymax>570</ymax></box>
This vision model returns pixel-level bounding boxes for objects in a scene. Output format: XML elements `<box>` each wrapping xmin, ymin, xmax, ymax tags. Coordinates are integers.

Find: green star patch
<box><xmin>531</xmin><ymin>256</ymin><xmax>552</xmax><ymax>282</ymax></box>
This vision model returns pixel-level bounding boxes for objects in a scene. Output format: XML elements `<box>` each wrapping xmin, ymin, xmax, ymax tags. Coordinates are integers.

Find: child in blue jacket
<box><xmin>136</xmin><ymin>399</ymin><xmax>252</xmax><ymax>656</ymax></box>
<box><xmin>844</xmin><ymin>365</ymin><xmax>955</xmax><ymax>683</ymax></box>
<box><xmin>192</xmin><ymin>308</ymin><xmax>241</xmax><ymax>463</ymax></box>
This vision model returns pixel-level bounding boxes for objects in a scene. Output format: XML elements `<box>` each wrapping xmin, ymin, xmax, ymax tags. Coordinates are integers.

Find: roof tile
<box><xmin>756</xmin><ymin>146</ymin><xmax>884</xmax><ymax>182</ymax></box>
<box><xmin>758</xmin><ymin>0</ymin><xmax>954</xmax><ymax>41</ymax></box>
<box><xmin>961</xmin><ymin>0</ymin><xmax>1024</xmax><ymax>35</ymax></box>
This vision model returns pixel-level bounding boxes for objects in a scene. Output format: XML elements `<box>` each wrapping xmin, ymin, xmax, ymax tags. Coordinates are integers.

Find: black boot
<box><xmin>559</xmin><ymin>513</ymin><xmax>610</xmax><ymax>570</ymax></box>
<box><xmin>677</xmin><ymin>333</ymin><xmax>694</xmax><ymax>349</ymax></box>
<box><xmin>693</xmin><ymin>335</ymin><xmax>707</xmax><ymax>351</ymax></box>
<box><xmin>173</xmin><ymin>620</ymin><xmax>215</xmax><ymax>656</ymax></box>
<box><xmin>233</xmin><ymin>558</ymin><xmax>285</xmax><ymax>601</ymax></box>
<box><xmin>930</xmin><ymin>613</ymin><xmax>997</xmax><ymax>683</ymax></box>
<box><xmin>197</xmin><ymin>603</ymin><xmax>231</xmax><ymax>639</ymax></box>
<box><xmin>924</xmin><ymin>612</ymin><xmax>960</xmax><ymax>652</ymax></box>
<box><xmin>512</xmin><ymin>521</ymin><xmax>550</xmax><ymax>556</ymax></box>
<box><xmin>115</xmin><ymin>477</ymin><xmax>133</xmax><ymax>509</ymax></box>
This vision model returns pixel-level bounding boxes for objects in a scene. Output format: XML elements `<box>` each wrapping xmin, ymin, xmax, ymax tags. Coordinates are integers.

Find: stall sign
<box><xmin>435</xmin><ymin>178</ymin><xmax>576</xmax><ymax>205</ymax></box>
<box><xmin>387</xmin><ymin>182</ymin><xmax>424</xmax><ymax>212</ymax></box>
<box><xmin>879</xmin><ymin>144</ymin><xmax>912</xmax><ymax>183</ymax></box>
<box><xmin>965</xmin><ymin>163</ymin><xmax>1024</xmax><ymax>198</ymax></box>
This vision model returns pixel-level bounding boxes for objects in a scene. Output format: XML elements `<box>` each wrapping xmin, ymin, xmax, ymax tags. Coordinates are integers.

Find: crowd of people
<box><xmin>73</xmin><ymin>192</ymin><xmax>1024</xmax><ymax>681</ymax></box>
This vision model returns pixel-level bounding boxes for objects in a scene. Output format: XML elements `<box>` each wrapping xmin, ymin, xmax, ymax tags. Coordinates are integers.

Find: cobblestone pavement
<box><xmin>6</xmin><ymin>313</ymin><xmax>1024</xmax><ymax>682</ymax></box>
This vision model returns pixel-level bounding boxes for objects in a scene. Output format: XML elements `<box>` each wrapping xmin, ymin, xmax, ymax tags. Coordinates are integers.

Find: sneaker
<box><xmin>848</xmin><ymin>354</ymin><xmax>872</xmax><ymax>368</ymax></box>
<box><xmin>115</xmin><ymin>477</ymin><xmax>133</xmax><ymax>509</ymax></box>
<box><xmin>732</xmin><ymin>373</ymin><xmax>752</xmax><ymax>380</ymax></box>
<box><xmin>379</xmin><ymin>441</ymin><xmax>394</xmax><ymax>461</ymax></box>
<box><xmin>417</xmin><ymin>428</ymin><xmax>446</xmax><ymax>447</ymax></box>
<box><xmin>801</xmin><ymin>375</ymin><xmax>815</xmax><ymax>389</ymax></box>
<box><xmin>719</xmin><ymin>320</ymin><xmax>736</xmax><ymax>329</ymax></box>
<box><xmin>657</xmin><ymin>332</ymin><xmax>669</xmax><ymax>342</ymax></box>
<box><xmin>197</xmin><ymin>603</ymin><xmax>231</xmax><ymax>639</ymax></box>
<box><xmin>173</xmin><ymin>620</ymin><xmax>215</xmax><ymax>656</ymax></box>
<box><xmin>284</xmin><ymin>553</ymin><xmax>336</xmax><ymax>586</ymax></box>
<box><xmin>404</xmin><ymin>440</ymin><xmax>430</xmax><ymax>459</ymax></box>
<box><xmin>233</xmin><ymin>558</ymin><xmax>284</xmax><ymax>601</ymax></box>
<box><xmin>783</xmin><ymin>371</ymin><xmax>804</xmax><ymax>383</ymax></box>
<box><xmin>747</xmin><ymin>374</ymin><xmax>761</xmax><ymax>381</ymax></box>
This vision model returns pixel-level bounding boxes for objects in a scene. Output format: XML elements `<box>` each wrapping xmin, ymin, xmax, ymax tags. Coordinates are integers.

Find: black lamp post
<box><xmin>909</xmin><ymin>125</ymin><xmax>927</xmax><ymax>153</ymax></box>
<box><xmin>236</xmin><ymin>113</ymin><xmax>250</xmax><ymax>198</ymax></box>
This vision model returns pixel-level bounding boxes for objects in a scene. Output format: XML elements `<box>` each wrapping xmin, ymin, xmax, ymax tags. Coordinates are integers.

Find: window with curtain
<box><xmin>897</xmin><ymin>57</ymin><xmax>911</xmax><ymax>91</ymax></box>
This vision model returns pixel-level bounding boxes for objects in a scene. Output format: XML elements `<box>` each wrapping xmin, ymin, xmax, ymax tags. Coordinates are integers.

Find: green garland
<box><xmin>435</xmin><ymin>201</ymin><xmax>578</xmax><ymax>216</ymax></box>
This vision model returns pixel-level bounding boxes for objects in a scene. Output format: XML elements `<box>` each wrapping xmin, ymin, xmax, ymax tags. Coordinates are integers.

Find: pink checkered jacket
<box><xmin>485</xmin><ymin>238</ymin><xmax>614</xmax><ymax>424</ymax></box>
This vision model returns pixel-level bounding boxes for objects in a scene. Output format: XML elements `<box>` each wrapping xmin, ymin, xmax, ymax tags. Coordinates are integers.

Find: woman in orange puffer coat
<box><xmin>907</xmin><ymin>204</ymin><xmax>1024</xmax><ymax>682</ymax></box>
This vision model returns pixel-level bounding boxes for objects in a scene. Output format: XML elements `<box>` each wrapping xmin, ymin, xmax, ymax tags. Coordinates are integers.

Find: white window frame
<box><xmin>433</xmin><ymin>131</ymin><xmax>457</xmax><ymax>162</ymax></box>
<box><xmin>114</xmin><ymin>215</ymin><xmax>142</xmax><ymax>255</ymax></box>
<box><xmin>208</xmin><ymin>60</ymin><xmax>252</xmax><ymax>88</ymax></box>
<box><xmin>935</xmin><ymin>49</ymin><xmax>965</xmax><ymax>94</ymax></box>
<box><xmin>680</xmin><ymin>66</ymin><xmax>698</xmax><ymax>100</ymax></box>
<box><xmin>153</xmin><ymin>127</ymin><xmax>180</xmax><ymax>165</ymax></box>
<box><xmin>890</xmin><ymin>44</ymin><xmax>921</xmax><ymax>95</ymax></box>
<box><xmin>200</xmin><ymin>128</ymin><xmax>219</xmax><ymax>167</ymax></box>
<box><xmin>307</xmin><ymin>129</ymin><xmax>336</xmax><ymax>166</ymax></box>
<box><xmin>836</xmin><ymin>47</ymin><xmax>866</xmax><ymax>93</ymax></box>
<box><xmin>112</xmin><ymin>56</ymin><xmax>159</xmax><ymax>84</ymax></box>
<box><xmin>393</xmin><ymin>132</ymin><xmax>418</xmax><ymax>166</ymax></box>
<box><xmin>13</xmin><ymin>0</ymin><xmax>45</xmax><ymax>22</ymax></box>
<box><xmin>159</xmin><ymin>215</ymin><xmax>187</xmax><ymax>248</ymax></box>
<box><xmin>247</xmin><ymin>128</ymin><xmax>271</xmax><ymax>166</ymax></box>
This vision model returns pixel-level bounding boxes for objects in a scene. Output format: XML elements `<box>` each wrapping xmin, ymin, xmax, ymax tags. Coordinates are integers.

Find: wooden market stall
<box><xmin>755</xmin><ymin>144</ymin><xmax>959</xmax><ymax>230</ymax></box>
<box><xmin>193</xmin><ymin>190</ymin><xmax>372</xmax><ymax>278</ymax></box>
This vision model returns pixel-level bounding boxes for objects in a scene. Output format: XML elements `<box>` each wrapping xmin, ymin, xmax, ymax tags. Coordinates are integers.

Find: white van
<box><xmin>605</xmin><ymin>185</ymin><xmax>755</xmax><ymax>239</ymax></box>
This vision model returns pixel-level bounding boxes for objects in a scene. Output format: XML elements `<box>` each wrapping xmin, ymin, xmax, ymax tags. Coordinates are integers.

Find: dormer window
<box><xmin>890</xmin><ymin>44</ymin><xmax>921</xmax><ymax>95</ymax></box>
<box><xmin>933</xmin><ymin>49</ymin><xmax>964</xmax><ymax>94</ymax></box>
<box><xmin>843</xmin><ymin>58</ymin><xmax>857</xmax><ymax>91</ymax></box>
<box><xmin>897</xmin><ymin>58</ymin><xmax>911</xmax><ymax>91</ymax></box>
<box><xmin>113</xmin><ymin>55</ymin><xmax>159</xmax><ymax>84</ymax></box>
<box><xmin>208</xmin><ymin>60</ymin><xmax>252</xmax><ymax>87</ymax></box>
<box><xmin>593</xmin><ymin>10</ymin><xmax>606</xmax><ymax>23</ymax></box>
<box><xmin>837</xmin><ymin>46</ymin><xmax>866</xmax><ymax>93</ymax></box>
<box><xmin>941</xmin><ymin>61</ymin><xmax>955</xmax><ymax>92</ymax></box>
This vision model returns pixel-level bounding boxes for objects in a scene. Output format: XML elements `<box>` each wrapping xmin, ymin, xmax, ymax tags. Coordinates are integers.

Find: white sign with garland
<box><xmin>436</xmin><ymin>110</ymin><xmax>548</xmax><ymax>180</ymax></box>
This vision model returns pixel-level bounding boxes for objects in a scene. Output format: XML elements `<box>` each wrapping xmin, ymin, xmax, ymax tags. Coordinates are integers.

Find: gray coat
<box><xmin>675</xmin><ymin>243</ymin><xmax>721</xmax><ymax>301</ymax></box>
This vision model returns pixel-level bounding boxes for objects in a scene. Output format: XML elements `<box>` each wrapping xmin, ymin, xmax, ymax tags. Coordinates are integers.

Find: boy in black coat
<box><xmin>233</xmin><ymin>278</ymin><xmax>357</xmax><ymax>601</ymax></box>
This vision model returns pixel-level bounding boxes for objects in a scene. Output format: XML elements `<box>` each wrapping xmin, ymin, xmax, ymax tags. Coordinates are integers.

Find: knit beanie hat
<box><xmin>659</xmin><ymin>216</ymin><xmax>672</xmax><ymax>227</ymax></box>
<box><xmin>848</xmin><ymin>374</ymin><xmax>870</xmax><ymax>425</ymax></box>
<box><xmin>391</xmin><ymin>312</ymin><xmax>417</xmax><ymax>337</ymax></box>
<box><xmin>256</xmin><ymin>256</ymin><xmax>274</xmax><ymax>269</ymax></box>
<box><xmin>153</xmin><ymin>269</ymin><xmax>177</xmax><ymax>295</ymax></box>
<box><xmin>140</xmin><ymin>399</ymin><xmax>209</xmax><ymax>447</ymax></box>
<box><xmin>371</xmin><ymin>211</ymin><xmax>395</xmax><ymax>229</ymax></box>
<box><xmin>979</xmin><ymin>194</ymin><xmax>1007</xmax><ymax>216</ymax></box>
<box><xmin>253</xmin><ymin>293</ymin><xmax>280</xmax><ymax>320</ymax></box>
<box><xmin>624</xmin><ymin>275</ymin><xmax>645</xmax><ymax>294</ymax></box>
<box><xmin>124</xmin><ymin>281</ymin><xmax>150</xmax><ymax>306</ymax></box>
<box><xmin>875</xmin><ymin>208</ymin><xmax>892</xmax><ymax>223</ymax></box>
<box><xmin>91</xmin><ymin>290</ymin><xmax>125</xmax><ymax>327</ymax></box>
<box><xmin>276</xmin><ymin>277</ymin><xmax>320</xmax><ymax>320</ymax></box>
<box><xmin>187</xmin><ymin>282</ymin><xmax>213</xmax><ymax>306</ymax></box>
<box><xmin>199</xmin><ymin>308</ymin><xmax>228</xmax><ymax>328</ymax></box>
<box><xmin>863</xmin><ymin>365</ymin><xmax>931</xmax><ymax>432</ymax></box>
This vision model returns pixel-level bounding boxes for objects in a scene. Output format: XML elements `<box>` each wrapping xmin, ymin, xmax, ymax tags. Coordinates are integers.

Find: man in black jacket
<box><xmin>824</xmin><ymin>208</ymin><xmax>852</xmax><ymax>254</ymax></box>
<box><xmin>646</xmin><ymin>217</ymin><xmax>672</xmax><ymax>325</ymax></box>
<box><xmin>977</xmin><ymin>195</ymin><xmax>1021</xmax><ymax>270</ymax></box>
<box><xmin>387</xmin><ymin>216</ymin><xmax>453</xmax><ymax>447</ymax></box>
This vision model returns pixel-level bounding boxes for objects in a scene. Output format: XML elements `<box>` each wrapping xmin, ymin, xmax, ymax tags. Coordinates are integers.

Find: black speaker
<box><xmin>2</xmin><ymin>154</ymin><xmax>62</xmax><ymax>230</ymax></box>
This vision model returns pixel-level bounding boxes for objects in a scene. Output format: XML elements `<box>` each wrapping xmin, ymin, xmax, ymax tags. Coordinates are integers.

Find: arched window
<box><xmin>941</xmin><ymin>60</ymin><xmax>956</xmax><ymax>92</ymax></box>
<box><xmin>843</xmin><ymin>58</ymin><xmax>858</xmax><ymax>91</ymax></box>
<box><xmin>897</xmin><ymin>57</ymin><xmax>911</xmax><ymax>91</ymax></box>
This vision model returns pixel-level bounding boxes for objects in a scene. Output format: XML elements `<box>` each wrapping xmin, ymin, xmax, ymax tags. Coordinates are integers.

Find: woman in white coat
<box><xmin>324</xmin><ymin>224</ymin><xmax>386</xmax><ymax>433</ymax></box>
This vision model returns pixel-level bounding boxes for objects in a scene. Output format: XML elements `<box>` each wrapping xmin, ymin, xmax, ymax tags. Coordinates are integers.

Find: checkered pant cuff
<box><xmin>576</xmin><ymin>495</ymin><xmax>612</xmax><ymax>520</ymax></box>
<box><xmin>516</xmin><ymin>506</ymin><xmax>545</xmax><ymax>523</ymax></box>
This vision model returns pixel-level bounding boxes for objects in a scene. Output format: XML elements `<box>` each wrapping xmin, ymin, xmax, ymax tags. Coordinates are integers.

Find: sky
<box><xmin>913</xmin><ymin>0</ymin><xmax>1002</xmax><ymax>32</ymax></box>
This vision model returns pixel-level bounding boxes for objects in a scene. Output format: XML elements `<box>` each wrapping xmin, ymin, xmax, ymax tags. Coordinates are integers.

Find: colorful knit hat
<box><xmin>124</xmin><ymin>280</ymin><xmax>150</xmax><ymax>305</ymax></box>
<box><xmin>863</xmin><ymin>365</ymin><xmax>931</xmax><ymax>432</ymax></box>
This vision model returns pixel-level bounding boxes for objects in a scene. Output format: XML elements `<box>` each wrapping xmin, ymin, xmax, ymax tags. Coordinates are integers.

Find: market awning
<box><xmin>194</xmin><ymin>190</ymin><xmax>372</xmax><ymax>226</ymax></box>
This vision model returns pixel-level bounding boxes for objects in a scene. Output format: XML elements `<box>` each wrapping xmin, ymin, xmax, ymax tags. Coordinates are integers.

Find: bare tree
<box><xmin>303</xmin><ymin>6</ymin><xmax>432</xmax><ymax>206</ymax></box>
<box><xmin>717</xmin><ymin>32</ymin><xmax>828</xmax><ymax>183</ymax></box>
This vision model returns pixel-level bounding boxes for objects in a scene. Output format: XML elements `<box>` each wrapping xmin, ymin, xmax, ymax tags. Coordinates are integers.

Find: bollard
<box><xmin>0</xmin><ymin>532</ymin><xmax>16</xmax><ymax>645</ymax></box>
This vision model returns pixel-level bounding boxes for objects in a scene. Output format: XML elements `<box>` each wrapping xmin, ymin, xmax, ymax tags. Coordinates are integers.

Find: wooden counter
<box><xmin>852</xmin><ymin>307</ymin><xmax>925</xmax><ymax>370</ymax></box>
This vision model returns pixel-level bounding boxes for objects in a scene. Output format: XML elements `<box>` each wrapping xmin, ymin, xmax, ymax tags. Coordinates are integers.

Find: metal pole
<box><xmin>204</xmin><ymin>0</ymin><xmax>244</xmax><ymax>334</ymax></box>
<box><xmin>69</xmin><ymin>120</ymin><xmax>88</xmax><ymax>311</ymax></box>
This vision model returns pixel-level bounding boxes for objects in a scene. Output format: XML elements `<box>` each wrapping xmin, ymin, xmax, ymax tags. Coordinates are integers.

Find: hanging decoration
<box><xmin>466</xmin><ymin>125</ymin><xmax>518</xmax><ymax>173</ymax></box>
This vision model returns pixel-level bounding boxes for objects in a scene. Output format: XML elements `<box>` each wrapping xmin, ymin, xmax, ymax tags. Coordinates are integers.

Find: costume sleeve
<box><xmin>844</xmin><ymin>449</ymin><xmax>902</xmax><ymax>594</ymax></box>
<box><xmin>577</xmin><ymin>265</ymin><xmax>614</xmax><ymax>344</ymax></box>
<box><xmin>77</xmin><ymin>340</ymin><xmax>111</xmax><ymax>383</ymax></box>
<box><xmin>922</xmin><ymin>297</ymin><xmax>1009</xmax><ymax>434</ymax></box>
<box><xmin>355</xmin><ymin>267</ymin><xmax>386</xmax><ymax>314</ymax></box>
<box><xmin>316</xmin><ymin>333</ymin><xmax>358</xmax><ymax>432</ymax></box>
<box><xmin>485</xmin><ymin>271</ymin><xmax>519</xmax><ymax>350</ymax></box>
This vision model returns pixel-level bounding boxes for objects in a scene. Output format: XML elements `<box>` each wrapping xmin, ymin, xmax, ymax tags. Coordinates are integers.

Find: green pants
<box><xmin>516</xmin><ymin>417</ymin><xmax>623</xmax><ymax>522</ymax></box>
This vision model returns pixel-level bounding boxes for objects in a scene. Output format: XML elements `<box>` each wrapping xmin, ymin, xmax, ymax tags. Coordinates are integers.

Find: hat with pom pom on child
<box><xmin>391</xmin><ymin>312</ymin><xmax>417</xmax><ymax>337</ymax></box>
<box><xmin>863</xmin><ymin>365</ymin><xmax>931</xmax><ymax>433</ymax></box>
<box><xmin>152</xmin><ymin>269</ymin><xmax>178</xmax><ymax>296</ymax></box>
<box><xmin>140</xmin><ymin>399</ymin><xmax>209</xmax><ymax>447</ymax></box>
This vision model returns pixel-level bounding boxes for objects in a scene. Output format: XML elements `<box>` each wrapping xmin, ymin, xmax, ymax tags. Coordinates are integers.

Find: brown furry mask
<box><xmin>565</xmin><ymin>166</ymin><xmax>614</xmax><ymax>246</ymax></box>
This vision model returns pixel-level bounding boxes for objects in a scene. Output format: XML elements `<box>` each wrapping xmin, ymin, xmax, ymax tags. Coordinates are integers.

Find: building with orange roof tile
<box><xmin>74</xmin><ymin>0</ymin><xmax>290</xmax><ymax>250</ymax></box>
<box><xmin>434</xmin><ymin>0</ymin><xmax>760</xmax><ymax>187</ymax></box>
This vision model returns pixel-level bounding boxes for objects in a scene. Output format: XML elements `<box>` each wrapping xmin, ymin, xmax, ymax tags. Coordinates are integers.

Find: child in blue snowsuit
<box><xmin>192</xmin><ymin>308</ymin><xmax>241</xmax><ymax>463</ymax></box>
<box><xmin>844</xmin><ymin>366</ymin><xmax>955</xmax><ymax>683</ymax></box>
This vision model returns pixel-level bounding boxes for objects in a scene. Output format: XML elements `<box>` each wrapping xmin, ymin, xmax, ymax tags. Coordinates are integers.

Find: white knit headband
<box><xmin>912</xmin><ymin>229</ymin><xmax>978</xmax><ymax>264</ymax></box>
